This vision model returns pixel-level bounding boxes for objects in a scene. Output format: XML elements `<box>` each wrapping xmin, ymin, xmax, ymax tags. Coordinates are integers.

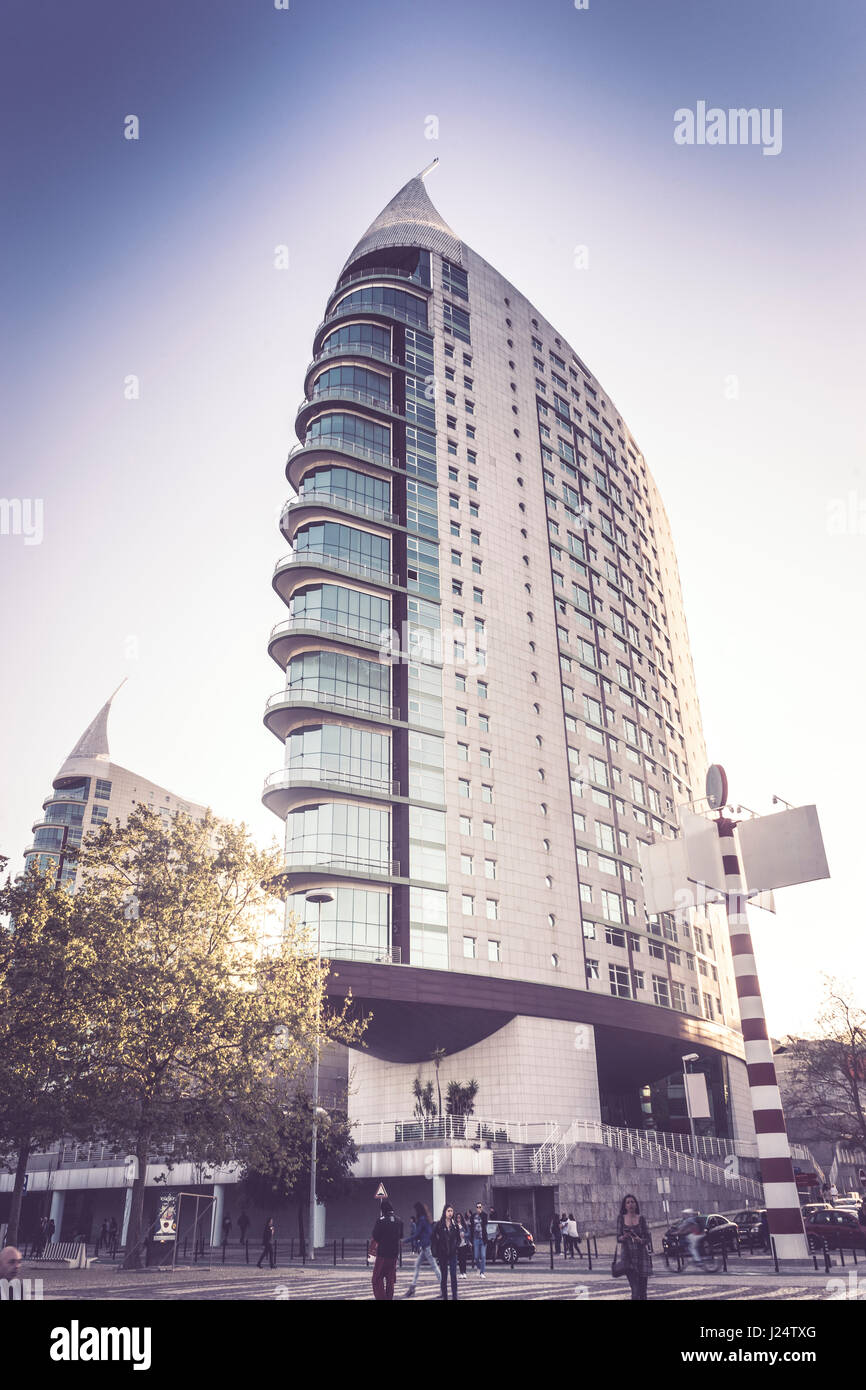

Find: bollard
<box><xmin>771</xmin><ymin>1237</ymin><xmax>779</xmax><ymax>1273</ymax></box>
<box><xmin>549</xmin><ymin>1239</ymin><xmax>554</xmax><ymax>1271</ymax></box>
<box><xmin>222</xmin><ymin>1243</ymin><xmax>226</xmax><ymax>1265</ymax></box>
<box><xmin>333</xmin><ymin>1239</ymin><xmax>337</xmax><ymax>1267</ymax></box>
<box><xmin>586</xmin><ymin>1236</ymin><xmax>592</xmax><ymax>1273</ymax></box>
<box><xmin>721</xmin><ymin>1240</ymin><xmax>728</xmax><ymax>1273</ymax></box>
<box><xmin>593</xmin><ymin>1234</ymin><xmax>598</xmax><ymax>1258</ymax></box>
<box><xmin>838</xmin><ymin>1244</ymin><xmax>845</xmax><ymax>1267</ymax></box>
<box><xmin>823</xmin><ymin>1241</ymin><xmax>831</xmax><ymax>1274</ymax></box>
<box><xmin>245</xmin><ymin>1239</ymin><xmax>249</xmax><ymax>1265</ymax></box>
<box><xmin>852</xmin><ymin>1243</ymin><xmax>858</xmax><ymax>1265</ymax></box>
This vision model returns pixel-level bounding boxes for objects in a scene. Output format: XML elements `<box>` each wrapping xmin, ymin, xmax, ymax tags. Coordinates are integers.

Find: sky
<box><xmin>1</xmin><ymin>0</ymin><xmax>864</xmax><ymax>1036</ymax></box>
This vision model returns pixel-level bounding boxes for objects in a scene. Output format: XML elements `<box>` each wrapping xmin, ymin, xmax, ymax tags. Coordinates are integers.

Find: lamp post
<box><xmin>305</xmin><ymin>891</ymin><xmax>333</xmax><ymax>1261</ymax></box>
<box><xmin>682</xmin><ymin>1053</ymin><xmax>699</xmax><ymax>1157</ymax></box>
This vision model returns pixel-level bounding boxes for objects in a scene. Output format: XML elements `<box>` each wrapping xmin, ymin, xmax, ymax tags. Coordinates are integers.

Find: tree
<box><xmin>0</xmin><ymin>860</ymin><xmax>101</xmax><ymax>1246</ymax></box>
<box><xmin>783</xmin><ymin>979</ymin><xmax>866</xmax><ymax>1149</ymax></box>
<box><xmin>445</xmin><ymin>1078</ymin><xmax>478</xmax><ymax>1117</ymax></box>
<box><xmin>70</xmin><ymin>807</ymin><xmax>361</xmax><ymax>1268</ymax></box>
<box><xmin>412</xmin><ymin>1077</ymin><xmax>437</xmax><ymax>1120</ymax></box>
<box><xmin>239</xmin><ymin>1090</ymin><xmax>358</xmax><ymax>1246</ymax></box>
<box><xmin>430</xmin><ymin>1047</ymin><xmax>446</xmax><ymax>1119</ymax></box>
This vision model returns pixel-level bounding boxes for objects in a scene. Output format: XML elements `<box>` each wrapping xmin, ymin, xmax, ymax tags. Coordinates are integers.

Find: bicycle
<box><xmin>682</xmin><ymin>1232</ymin><xmax>719</xmax><ymax>1274</ymax></box>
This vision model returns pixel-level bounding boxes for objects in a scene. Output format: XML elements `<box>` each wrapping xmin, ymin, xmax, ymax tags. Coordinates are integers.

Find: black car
<box><xmin>663</xmin><ymin>1213</ymin><xmax>739</xmax><ymax>1255</ymax></box>
<box><xmin>486</xmin><ymin>1219</ymin><xmax>536</xmax><ymax>1264</ymax></box>
<box><xmin>732</xmin><ymin>1209</ymin><xmax>768</xmax><ymax>1249</ymax></box>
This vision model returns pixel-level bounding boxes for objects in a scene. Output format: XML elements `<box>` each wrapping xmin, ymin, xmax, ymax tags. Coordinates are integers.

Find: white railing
<box><xmin>284</xmin><ymin>493</ymin><xmax>397</xmax><ymax>526</ymax></box>
<box><xmin>355</xmin><ymin>1117</ymin><xmax>558</xmax><ymax>1148</ymax></box>
<box><xmin>268</xmin><ymin>615</ymin><xmax>388</xmax><ymax>648</ymax></box>
<box><xmin>265</xmin><ymin>688</ymin><xmax>397</xmax><ymax>721</ymax></box>
<box><xmin>274</xmin><ymin>551</ymin><xmax>398</xmax><ymax>587</ymax></box>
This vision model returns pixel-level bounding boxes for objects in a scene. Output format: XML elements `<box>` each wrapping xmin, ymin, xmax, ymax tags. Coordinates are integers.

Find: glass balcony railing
<box><xmin>306</xmin><ymin>342</ymin><xmax>401</xmax><ymax>377</ymax></box>
<box><xmin>284</xmin><ymin>493</ymin><xmax>397</xmax><ymax>527</ymax></box>
<box><xmin>283</xmin><ymin>850</ymin><xmax>399</xmax><ymax>876</ymax></box>
<box><xmin>269</xmin><ymin>615</ymin><xmax>387</xmax><ymax>649</ymax></box>
<box><xmin>317</xmin><ymin>942</ymin><xmax>402</xmax><ymax>964</ymax></box>
<box><xmin>335</xmin><ymin>263</ymin><xmax>429</xmax><ymax>292</ymax></box>
<box><xmin>319</xmin><ymin>298</ymin><xmax>428</xmax><ymax>333</ymax></box>
<box><xmin>287</xmin><ymin>437</ymin><xmax>402</xmax><ymax>472</ymax></box>
<box><xmin>300</xmin><ymin>384</ymin><xmax>394</xmax><ymax>416</ymax></box>
<box><xmin>274</xmin><ymin>551</ymin><xmax>398</xmax><ymax>586</ymax></box>
<box><xmin>263</xmin><ymin>767</ymin><xmax>398</xmax><ymax>796</ymax></box>
<box><xmin>265</xmin><ymin>688</ymin><xmax>398</xmax><ymax>721</ymax></box>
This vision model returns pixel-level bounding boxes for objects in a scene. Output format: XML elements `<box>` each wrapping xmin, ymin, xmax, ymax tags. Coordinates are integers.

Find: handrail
<box><xmin>283</xmin><ymin>853</ymin><xmax>400</xmax><ymax>875</ymax></box>
<box><xmin>269</xmin><ymin>616</ymin><xmax>388</xmax><ymax>648</ymax></box>
<box><xmin>299</xmin><ymin>385</ymin><xmax>395</xmax><ymax>416</ymax></box>
<box><xmin>287</xmin><ymin>438</ymin><xmax>402</xmax><ymax>471</ymax></box>
<box><xmin>306</xmin><ymin>343</ymin><xmax>402</xmax><ymax>376</ymax></box>
<box><xmin>274</xmin><ymin>552</ymin><xmax>398</xmax><ymax>586</ymax></box>
<box><xmin>265</xmin><ymin>688</ymin><xmax>398</xmax><ymax>721</ymax></box>
<box><xmin>318</xmin><ymin>298</ymin><xmax>428</xmax><ymax>334</ymax></box>
<box><xmin>283</xmin><ymin>493</ymin><xmax>397</xmax><ymax>526</ymax></box>
<box><xmin>263</xmin><ymin>767</ymin><xmax>398</xmax><ymax>795</ymax></box>
<box><xmin>335</xmin><ymin>264</ymin><xmax>429</xmax><ymax>292</ymax></box>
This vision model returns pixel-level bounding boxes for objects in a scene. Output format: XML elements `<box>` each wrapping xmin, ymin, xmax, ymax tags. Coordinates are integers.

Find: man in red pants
<box><xmin>371</xmin><ymin>1201</ymin><xmax>403</xmax><ymax>1300</ymax></box>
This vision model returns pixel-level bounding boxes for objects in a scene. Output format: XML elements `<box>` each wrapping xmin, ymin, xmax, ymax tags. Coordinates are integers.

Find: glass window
<box><xmin>333</xmin><ymin>283</ymin><xmax>427</xmax><ymax>325</ymax></box>
<box><xmin>485</xmin><ymin>899</ymin><xmax>498</xmax><ymax>919</ymax></box>
<box><xmin>487</xmin><ymin>939</ymin><xmax>501</xmax><ymax>962</ymax></box>
<box><xmin>463</xmin><ymin>936</ymin><xmax>476</xmax><ymax>958</ymax></box>
<box><xmin>462</xmin><ymin>894</ymin><xmax>475</xmax><ymax>915</ymax></box>
<box><xmin>94</xmin><ymin>779</ymin><xmax>112</xmax><ymax>800</ymax></box>
<box><xmin>459</xmin><ymin>815</ymin><xmax>472</xmax><ymax>835</ymax></box>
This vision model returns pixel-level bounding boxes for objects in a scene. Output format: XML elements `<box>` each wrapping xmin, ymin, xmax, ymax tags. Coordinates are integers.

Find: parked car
<box><xmin>732</xmin><ymin>1209</ymin><xmax>768</xmax><ymax>1248</ymax></box>
<box><xmin>485</xmin><ymin>1219</ymin><xmax>536</xmax><ymax>1264</ymax></box>
<box><xmin>663</xmin><ymin>1213</ymin><xmax>739</xmax><ymax>1255</ymax></box>
<box><xmin>801</xmin><ymin>1203</ymin><xmax>833</xmax><ymax>1221</ymax></box>
<box><xmin>804</xmin><ymin>1208</ymin><xmax>866</xmax><ymax>1252</ymax></box>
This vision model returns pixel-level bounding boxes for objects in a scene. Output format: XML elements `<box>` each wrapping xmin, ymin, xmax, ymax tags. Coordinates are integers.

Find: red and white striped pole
<box><xmin>717</xmin><ymin>815</ymin><xmax>808</xmax><ymax>1258</ymax></box>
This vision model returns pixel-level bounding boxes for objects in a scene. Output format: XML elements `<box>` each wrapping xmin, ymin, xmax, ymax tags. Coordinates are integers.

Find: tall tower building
<box><xmin>25</xmin><ymin>685</ymin><xmax>206</xmax><ymax>889</ymax></box>
<box><xmin>264</xmin><ymin>164</ymin><xmax>754</xmax><ymax>1143</ymax></box>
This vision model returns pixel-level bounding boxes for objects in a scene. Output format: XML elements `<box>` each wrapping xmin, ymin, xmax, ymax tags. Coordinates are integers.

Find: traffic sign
<box><xmin>374</xmin><ymin>1182</ymin><xmax>388</xmax><ymax>1199</ymax></box>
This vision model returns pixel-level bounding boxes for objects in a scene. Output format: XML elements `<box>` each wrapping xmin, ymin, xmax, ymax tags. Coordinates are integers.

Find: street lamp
<box><xmin>305</xmin><ymin>891</ymin><xmax>333</xmax><ymax>1261</ymax></box>
<box><xmin>682</xmin><ymin>1053</ymin><xmax>699</xmax><ymax>1157</ymax></box>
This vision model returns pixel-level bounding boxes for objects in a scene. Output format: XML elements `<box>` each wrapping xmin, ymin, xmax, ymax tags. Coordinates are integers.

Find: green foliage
<box><xmin>412</xmin><ymin>1076</ymin><xmax>437</xmax><ymax>1119</ymax></box>
<box><xmin>239</xmin><ymin>1091</ymin><xmax>358</xmax><ymax>1208</ymax></box>
<box><xmin>784</xmin><ymin>978</ymin><xmax>866</xmax><ymax>1149</ymax></box>
<box><xmin>445</xmin><ymin>1078</ymin><xmax>478</xmax><ymax>1117</ymax></box>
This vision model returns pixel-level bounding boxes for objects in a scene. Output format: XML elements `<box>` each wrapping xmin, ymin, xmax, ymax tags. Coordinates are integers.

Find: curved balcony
<box><xmin>296</xmin><ymin>386</ymin><xmax>400</xmax><ymax>441</ymax></box>
<box><xmin>262</xmin><ymin>766</ymin><xmax>399</xmax><ymax>818</ymax></box>
<box><xmin>304</xmin><ymin>342</ymin><xmax>402</xmax><ymax>394</ymax></box>
<box><xmin>42</xmin><ymin>791</ymin><xmax>88</xmax><ymax>811</ymax></box>
<box><xmin>268</xmin><ymin>615</ymin><xmax>387</xmax><ymax>668</ymax></box>
<box><xmin>273</xmin><ymin>552</ymin><xmax>399</xmax><ymax>607</ymax></box>
<box><xmin>282</xmin><ymin>493</ymin><xmax>397</xmax><ymax>536</ymax></box>
<box><xmin>286</xmin><ymin>437</ymin><xmax>404</xmax><ymax>490</ymax></box>
<box><xmin>264</xmin><ymin>688</ymin><xmax>400</xmax><ymax>741</ymax></box>
<box><xmin>334</xmin><ymin>263</ymin><xmax>429</xmax><ymax>294</ymax></box>
<box><xmin>277</xmin><ymin>851</ymin><xmax>401</xmax><ymax>884</ymax></box>
<box><xmin>312</xmin><ymin>299</ymin><xmax>428</xmax><ymax>355</ymax></box>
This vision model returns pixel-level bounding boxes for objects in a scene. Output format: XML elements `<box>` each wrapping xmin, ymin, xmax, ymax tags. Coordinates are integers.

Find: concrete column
<box><xmin>120</xmin><ymin>1188</ymin><xmax>134</xmax><ymax>1247</ymax></box>
<box><xmin>432</xmin><ymin>1173</ymin><xmax>446</xmax><ymax>1219</ymax></box>
<box><xmin>49</xmin><ymin>1190</ymin><xmax>65</xmax><ymax>1241</ymax></box>
<box><xmin>210</xmin><ymin>1183</ymin><xmax>225</xmax><ymax>1247</ymax></box>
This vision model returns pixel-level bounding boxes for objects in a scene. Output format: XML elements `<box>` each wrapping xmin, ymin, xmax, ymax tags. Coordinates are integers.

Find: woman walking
<box><xmin>560</xmin><ymin>1212</ymin><xmax>571</xmax><ymax>1258</ymax></box>
<box><xmin>616</xmin><ymin>1194</ymin><xmax>652</xmax><ymax>1300</ymax></box>
<box><xmin>256</xmin><ymin>1217</ymin><xmax>276</xmax><ymax>1270</ymax></box>
<box><xmin>403</xmin><ymin>1202</ymin><xmax>440</xmax><ymax>1297</ymax></box>
<box><xmin>432</xmin><ymin>1204</ymin><xmax>460</xmax><ymax>1300</ymax></box>
<box><xmin>567</xmin><ymin>1213</ymin><xmax>583</xmax><ymax>1258</ymax></box>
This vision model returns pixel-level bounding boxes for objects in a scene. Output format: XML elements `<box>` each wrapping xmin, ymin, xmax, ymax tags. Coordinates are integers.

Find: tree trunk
<box><xmin>5</xmin><ymin>1140</ymin><xmax>31</xmax><ymax>1248</ymax></box>
<box><xmin>121</xmin><ymin>1132</ymin><xmax>150</xmax><ymax>1270</ymax></box>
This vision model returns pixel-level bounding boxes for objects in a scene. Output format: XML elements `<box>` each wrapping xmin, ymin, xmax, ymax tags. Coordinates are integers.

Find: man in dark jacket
<box><xmin>371</xmin><ymin>1201</ymin><xmax>403</xmax><ymax>1300</ymax></box>
<box><xmin>471</xmin><ymin>1202</ymin><xmax>489</xmax><ymax>1276</ymax></box>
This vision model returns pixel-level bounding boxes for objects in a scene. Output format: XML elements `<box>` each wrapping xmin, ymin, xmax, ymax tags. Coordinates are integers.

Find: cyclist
<box><xmin>676</xmin><ymin>1209</ymin><xmax>705</xmax><ymax>1267</ymax></box>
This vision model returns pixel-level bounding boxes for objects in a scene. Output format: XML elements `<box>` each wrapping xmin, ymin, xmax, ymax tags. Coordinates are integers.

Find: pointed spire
<box><xmin>60</xmin><ymin>681</ymin><xmax>126</xmax><ymax>769</ymax></box>
<box><xmin>341</xmin><ymin>161</ymin><xmax>463</xmax><ymax>272</ymax></box>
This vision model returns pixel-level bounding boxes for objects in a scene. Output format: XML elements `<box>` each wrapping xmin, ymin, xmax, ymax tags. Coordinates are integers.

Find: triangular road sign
<box><xmin>374</xmin><ymin>1182</ymin><xmax>388</xmax><ymax>1199</ymax></box>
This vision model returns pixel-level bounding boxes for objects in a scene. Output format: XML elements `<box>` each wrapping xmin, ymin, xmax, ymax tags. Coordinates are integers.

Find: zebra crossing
<box><xmin>48</xmin><ymin>1265</ymin><xmax>849</xmax><ymax>1301</ymax></box>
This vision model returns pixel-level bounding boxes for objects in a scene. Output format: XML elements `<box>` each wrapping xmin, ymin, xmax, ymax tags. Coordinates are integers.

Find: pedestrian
<box><xmin>549</xmin><ymin>1211</ymin><xmax>561</xmax><ymax>1255</ymax></box>
<box><xmin>33</xmin><ymin>1217</ymin><xmax>47</xmax><ymax>1258</ymax></box>
<box><xmin>108</xmin><ymin>1217</ymin><xmax>118</xmax><ymax>1258</ymax></box>
<box><xmin>45</xmin><ymin>1217</ymin><xmax>56</xmax><ymax>1245</ymax></box>
<box><xmin>370</xmin><ymin>1200</ymin><xmax>403</xmax><ymax>1300</ymax></box>
<box><xmin>616</xmin><ymin>1194</ymin><xmax>652</xmax><ymax>1301</ymax></box>
<box><xmin>758</xmin><ymin>1211</ymin><xmax>770</xmax><ymax>1251</ymax></box>
<box><xmin>238</xmin><ymin>1210</ymin><xmax>250</xmax><ymax>1246</ymax></box>
<box><xmin>0</xmin><ymin>1248</ymin><xmax>23</xmax><ymax>1289</ymax></box>
<box><xmin>403</xmin><ymin>1201</ymin><xmax>440</xmax><ymax>1297</ymax></box>
<box><xmin>256</xmin><ymin>1217</ymin><xmax>276</xmax><ymax>1269</ymax></box>
<box><xmin>455</xmin><ymin>1212</ymin><xmax>470</xmax><ymax>1278</ymax></box>
<box><xmin>221</xmin><ymin>1215</ymin><xmax>232</xmax><ymax>1246</ymax></box>
<box><xmin>560</xmin><ymin>1211</ymin><xmax>570</xmax><ymax>1259</ymax></box>
<box><xmin>567</xmin><ymin>1213</ymin><xmax>582</xmax><ymax>1258</ymax></box>
<box><xmin>97</xmin><ymin>1219</ymin><xmax>109</xmax><ymax>1254</ymax></box>
<box><xmin>471</xmin><ymin>1200</ymin><xmax>489</xmax><ymax>1279</ymax></box>
<box><xmin>432</xmin><ymin>1204</ymin><xmax>460</xmax><ymax>1300</ymax></box>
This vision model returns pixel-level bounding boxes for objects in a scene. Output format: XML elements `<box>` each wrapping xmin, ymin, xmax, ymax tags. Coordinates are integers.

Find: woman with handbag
<box><xmin>432</xmin><ymin>1204</ymin><xmax>460</xmax><ymax>1300</ymax></box>
<box><xmin>614</xmin><ymin>1193</ymin><xmax>652</xmax><ymax>1300</ymax></box>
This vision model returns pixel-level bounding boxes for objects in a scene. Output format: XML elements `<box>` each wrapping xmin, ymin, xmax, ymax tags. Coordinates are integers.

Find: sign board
<box><xmin>153</xmin><ymin>1193</ymin><xmax>178</xmax><ymax>1244</ymax></box>
<box><xmin>684</xmin><ymin>1072</ymin><xmax>711</xmax><ymax>1120</ymax></box>
<box><xmin>374</xmin><ymin>1182</ymin><xmax>388</xmax><ymax>1200</ymax></box>
<box><xmin>736</xmin><ymin>805</ymin><xmax>830</xmax><ymax>894</ymax></box>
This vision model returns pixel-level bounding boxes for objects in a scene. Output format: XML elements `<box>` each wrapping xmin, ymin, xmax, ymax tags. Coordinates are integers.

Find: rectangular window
<box><xmin>459</xmin><ymin>815</ymin><xmax>472</xmax><ymax>835</ymax></box>
<box><xmin>478</xmin><ymin>713</ymin><xmax>489</xmax><ymax>731</ymax></box>
<box><xmin>482</xmin><ymin>820</ymin><xmax>495</xmax><ymax>840</ymax></box>
<box><xmin>485</xmin><ymin>899</ymin><xmax>498</xmax><ymax>919</ymax></box>
<box><xmin>443</xmin><ymin>300</ymin><xmax>471</xmax><ymax>342</ymax></box>
<box><xmin>609</xmin><ymin>965</ymin><xmax>632</xmax><ymax>999</ymax></box>
<box><xmin>460</xmin><ymin>853</ymin><xmax>473</xmax><ymax>874</ymax></box>
<box><xmin>94</xmin><ymin>779</ymin><xmax>113</xmax><ymax>800</ymax></box>
<box><xmin>456</xmin><ymin>707</ymin><xmax>467</xmax><ymax>725</ymax></box>
<box><xmin>487</xmin><ymin>939</ymin><xmax>501</xmax><ymax>962</ymax></box>
<box><xmin>463</xmin><ymin>935</ymin><xmax>476</xmax><ymax>958</ymax></box>
<box><xmin>462</xmin><ymin>894</ymin><xmax>474</xmax><ymax>915</ymax></box>
<box><xmin>458</xmin><ymin>778</ymin><xmax>470</xmax><ymax>797</ymax></box>
<box><xmin>670</xmin><ymin>981</ymin><xmax>686</xmax><ymax>1010</ymax></box>
<box><xmin>442</xmin><ymin>260</ymin><xmax>469</xmax><ymax>299</ymax></box>
<box><xmin>484</xmin><ymin>858</ymin><xmax>496</xmax><ymax>879</ymax></box>
<box><xmin>457</xmin><ymin>741</ymin><xmax>469</xmax><ymax>761</ymax></box>
<box><xmin>481</xmin><ymin>783</ymin><xmax>493</xmax><ymax>802</ymax></box>
<box><xmin>477</xmin><ymin>681</ymin><xmax>488</xmax><ymax>699</ymax></box>
<box><xmin>604</xmin><ymin>926</ymin><xmax>626</xmax><ymax>948</ymax></box>
<box><xmin>586</xmin><ymin>959</ymin><xmax>600</xmax><ymax>981</ymax></box>
<box><xmin>632</xmin><ymin>969</ymin><xmax>645</xmax><ymax>991</ymax></box>
<box><xmin>653</xmin><ymin>976</ymin><xmax>671</xmax><ymax>1008</ymax></box>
